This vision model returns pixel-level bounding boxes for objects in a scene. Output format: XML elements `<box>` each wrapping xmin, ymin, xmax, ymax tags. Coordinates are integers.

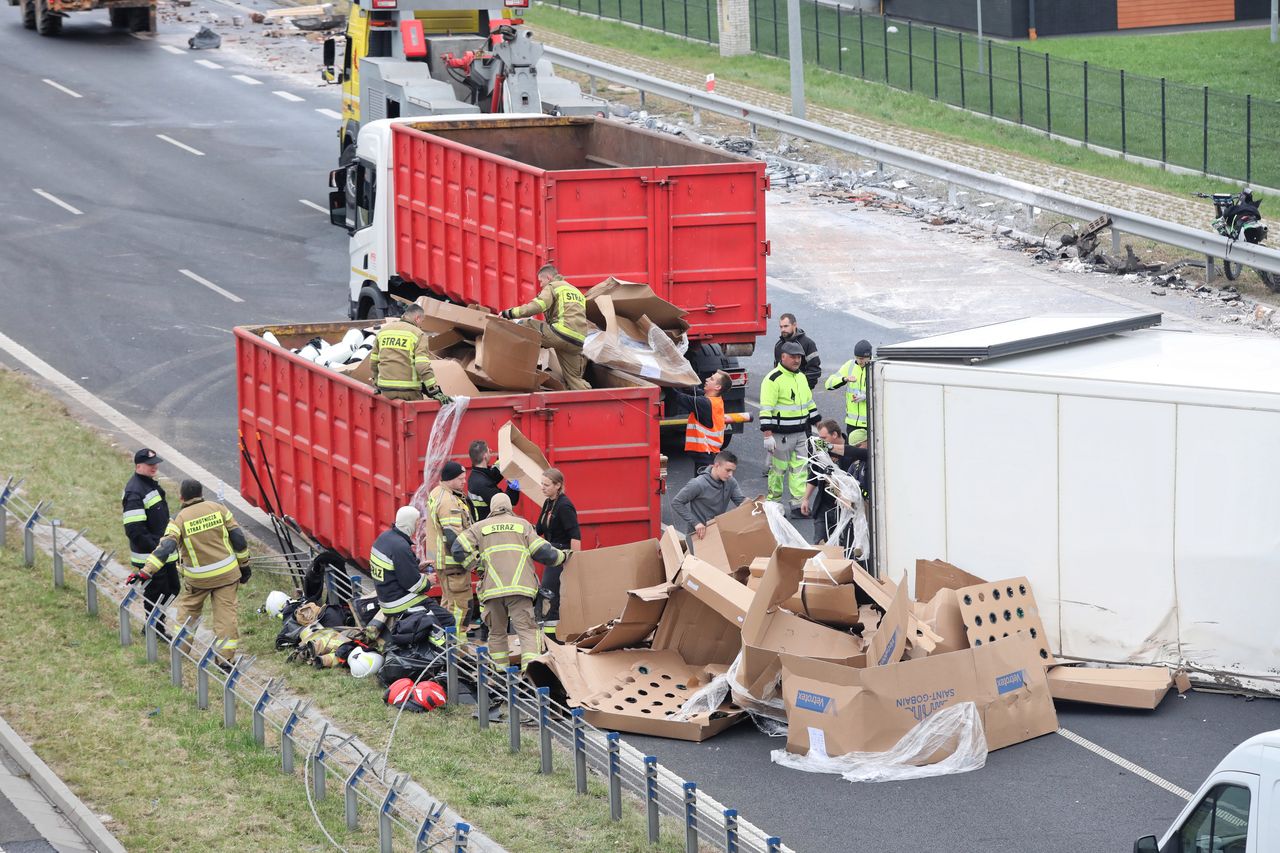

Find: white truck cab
<box><xmin>1134</xmin><ymin>729</ymin><xmax>1279</xmax><ymax>852</ymax></box>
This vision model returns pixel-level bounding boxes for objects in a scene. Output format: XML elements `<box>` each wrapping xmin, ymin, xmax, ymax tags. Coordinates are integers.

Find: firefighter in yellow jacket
<box><xmin>426</xmin><ymin>461</ymin><xmax>478</xmax><ymax>636</ymax></box>
<box><xmin>370</xmin><ymin>303</ymin><xmax>452</xmax><ymax>403</ymax></box>
<box><xmin>143</xmin><ymin>480</ymin><xmax>251</xmax><ymax>665</ymax></box>
<box><xmin>451</xmin><ymin>492</ymin><xmax>566</xmax><ymax>671</ymax></box>
<box><xmin>499</xmin><ymin>264</ymin><xmax>592</xmax><ymax>391</ymax></box>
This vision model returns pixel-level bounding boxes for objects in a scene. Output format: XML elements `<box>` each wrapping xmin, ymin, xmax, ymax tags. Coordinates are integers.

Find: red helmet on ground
<box><xmin>384</xmin><ymin>678</ymin><xmax>447</xmax><ymax>712</ymax></box>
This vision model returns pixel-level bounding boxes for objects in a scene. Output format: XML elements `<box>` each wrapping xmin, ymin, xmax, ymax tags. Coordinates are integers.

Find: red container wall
<box><xmin>392</xmin><ymin>123</ymin><xmax>768</xmax><ymax>345</ymax></box>
<box><xmin>236</xmin><ymin>324</ymin><xmax>661</xmax><ymax>568</ymax></box>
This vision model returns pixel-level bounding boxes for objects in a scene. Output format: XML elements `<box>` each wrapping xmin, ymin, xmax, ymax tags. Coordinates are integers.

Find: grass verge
<box><xmin>525</xmin><ymin>4</ymin><xmax>1276</xmax><ymax>193</ymax></box>
<box><xmin>0</xmin><ymin>367</ymin><xmax>690</xmax><ymax>852</ymax></box>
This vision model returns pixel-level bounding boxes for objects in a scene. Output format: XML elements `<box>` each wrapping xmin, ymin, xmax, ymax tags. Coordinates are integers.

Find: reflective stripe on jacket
<box><xmin>509</xmin><ymin>279</ymin><xmax>590</xmax><ymax>345</ymax></box>
<box><xmin>426</xmin><ymin>484</ymin><xmax>475</xmax><ymax>573</ymax></box>
<box><xmin>684</xmin><ymin>396</ymin><xmax>725</xmax><ymax>455</ymax></box>
<box><xmin>759</xmin><ymin>366</ymin><xmax>818</xmax><ymax>433</ymax></box>
<box><xmin>122</xmin><ymin>473</ymin><xmax>177</xmax><ymax>568</ymax></box>
<box><xmin>824</xmin><ymin>358</ymin><xmax>867</xmax><ymax>429</ymax></box>
<box><xmin>451</xmin><ymin>512</ymin><xmax>565</xmax><ymax>602</ymax></box>
<box><xmin>370</xmin><ymin>526</ymin><xmax>430</xmax><ymax>614</ymax></box>
<box><xmin>148</xmin><ymin>498</ymin><xmax>248</xmax><ymax>586</ymax></box>
<box><xmin>370</xmin><ymin>319</ymin><xmax>440</xmax><ymax>394</ymax></box>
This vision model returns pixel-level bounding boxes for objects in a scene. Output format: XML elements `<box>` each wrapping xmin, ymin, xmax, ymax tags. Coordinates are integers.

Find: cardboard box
<box><xmin>555</xmin><ymin>538</ymin><xmax>665</xmax><ymax>641</ymax></box>
<box><xmin>850</xmin><ymin>563</ymin><xmax>940</xmax><ymax>654</ymax></box>
<box><xmin>474</xmin><ymin>316</ymin><xmax>543</xmax><ymax>392</ymax></box>
<box><xmin>866</xmin><ymin>581</ymin><xmax>911</xmax><ymax>668</ymax></box>
<box><xmin>697</xmin><ymin>498</ymin><xmax>777</xmax><ymax>574</ymax></box>
<box><xmin>738</xmin><ymin>547</ymin><xmax>868</xmax><ymax>704</ymax></box>
<box><xmin>781</xmin><ymin>633</ymin><xmax>1059</xmax><ymax>758</ymax></box>
<box><xmin>678</xmin><ymin>556</ymin><xmax>755</xmax><ymax>627</ymax></box>
<box><xmin>431</xmin><ymin>360</ymin><xmax>486</xmax><ymax>398</ymax></box>
<box><xmin>585</xmin><ymin>583</ymin><xmax>675</xmax><ymax>654</ymax></box>
<box><xmin>584</xmin><ymin>277</ymin><xmax>690</xmax><ymax>335</ymax></box>
<box><xmin>417</xmin><ymin>298</ymin><xmax>490</xmax><ymax>335</ymax></box>
<box><xmin>748</xmin><ymin>555</ymin><xmax>854</xmax><ymax>586</ymax></box>
<box><xmin>915</xmin><ymin>559</ymin><xmax>987</xmax><ymax>601</ymax></box>
<box><xmin>1046</xmin><ymin>665</ymin><xmax>1173</xmax><ymax>710</ymax></box>
<box><xmin>582</xmin><ymin>295</ymin><xmax>700</xmax><ymax>387</ymax></box>
<box><xmin>497</xmin><ymin>422</ymin><xmax>549</xmax><ymax>494</ymax></box>
<box><xmin>955</xmin><ymin>576</ymin><xmax>1053</xmax><ymax>665</ymax></box>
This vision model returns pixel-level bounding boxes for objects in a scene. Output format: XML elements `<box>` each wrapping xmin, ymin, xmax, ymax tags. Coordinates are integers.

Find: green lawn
<box><xmin>530</xmin><ymin>1</ymin><xmax>1280</xmax><ymax>188</ymax></box>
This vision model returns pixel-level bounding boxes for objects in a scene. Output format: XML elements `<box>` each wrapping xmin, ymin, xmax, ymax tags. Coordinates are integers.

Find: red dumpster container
<box><xmin>235</xmin><ymin>321</ymin><xmax>662</xmax><ymax>570</ymax></box>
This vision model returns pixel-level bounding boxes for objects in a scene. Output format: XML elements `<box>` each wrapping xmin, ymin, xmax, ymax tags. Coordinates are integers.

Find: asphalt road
<box><xmin>1</xmin><ymin>12</ymin><xmax>1277</xmax><ymax>853</ymax></box>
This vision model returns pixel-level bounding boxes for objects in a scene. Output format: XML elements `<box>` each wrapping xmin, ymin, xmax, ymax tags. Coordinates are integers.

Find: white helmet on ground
<box><xmin>265</xmin><ymin>590</ymin><xmax>291</xmax><ymax>619</ymax></box>
<box><xmin>349</xmin><ymin>649</ymin><xmax>384</xmax><ymax>679</ymax></box>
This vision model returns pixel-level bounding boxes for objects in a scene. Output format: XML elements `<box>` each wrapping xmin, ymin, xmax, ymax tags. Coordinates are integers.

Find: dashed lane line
<box><xmin>41</xmin><ymin>79</ymin><xmax>83</xmax><ymax>98</ymax></box>
<box><xmin>232</xmin><ymin>74</ymin><xmax>263</xmax><ymax>86</ymax></box>
<box><xmin>159</xmin><ymin>44</ymin><xmax>184</xmax><ymax>54</ymax></box>
<box><xmin>315</xmin><ymin>108</ymin><xmax>342</xmax><ymax>119</ymax></box>
<box><xmin>155</xmin><ymin>134</ymin><xmax>205</xmax><ymax>156</ymax></box>
<box><xmin>178</xmin><ymin>268</ymin><xmax>244</xmax><ymax>303</ymax></box>
<box><xmin>273</xmin><ymin>90</ymin><xmax>305</xmax><ymax>103</ymax></box>
<box><xmin>32</xmin><ymin>189</ymin><xmax>84</xmax><ymax>216</ymax></box>
<box><xmin>299</xmin><ymin>199</ymin><xmax>328</xmax><ymax>213</ymax></box>
<box><xmin>195</xmin><ymin>58</ymin><xmax>224</xmax><ymax>69</ymax></box>
<box><xmin>1057</xmin><ymin>728</ymin><xmax>1194</xmax><ymax>801</ymax></box>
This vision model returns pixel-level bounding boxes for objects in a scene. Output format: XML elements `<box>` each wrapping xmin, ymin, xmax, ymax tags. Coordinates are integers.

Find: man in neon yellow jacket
<box><xmin>825</xmin><ymin>339</ymin><xmax>872</xmax><ymax>444</ymax></box>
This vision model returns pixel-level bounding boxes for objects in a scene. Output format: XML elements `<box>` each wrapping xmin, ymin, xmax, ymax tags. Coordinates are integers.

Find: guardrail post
<box><xmin>253</xmin><ymin>678</ymin><xmax>277</xmax><ymax>747</ymax></box>
<box><xmin>724</xmin><ymin>808</ymin><xmax>739</xmax><ymax>852</ymax></box>
<box><xmin>684</xmin><ymin>781</ymin><xmax>698</xmax><ymax>853</ymax></box>
<box><xmin>85</xmin><ymin>552</ymin><xmax>108</xmax><ymax>616</ymax></box>
<box><xmin>196</xmin><ymin>645</ymin><xmax>215</xmax><ymax>710</ymax></box>
<box><xmin>23</xmin><ymin>501</ymin><xmax>46</xmax><ymax>567</ymax></box>
<box><xmin>453</xmin><ymin>822</ymin><xmax>470</xmax><ymax>852</ymax></box>
<box><xmin>607</xmin><ymin>732</ymin><xmax>622</xmax><ymax>821</ymax></box>
<box><xmin>572</xmin><ymin>708</ymin><xmax>587</xmax><ymax>794</ymax></box>
<box><xmin>144</xmin><ymin>593</ymin><xmax>171</xmax><ymax>664</ymax></box>
<box><xmin>224</xmin><ymin>655</ymin><xmax>251</xmax><ymax>728</ymax></box>
<box><xmin>344</xmin><ymin>754</ymin><xmax>373</xmax><ymax>830</ymax></box>
<box><xmin>1206</xmin><ymin>256</ymin><xmax>1217</xmax><ymax>283</ymax></box>
<box><xmin>118</xmin><ymin>586</ymin><xmax>139</xmax><ymax>647</ymax></box>
<box><xmin>170</xmin><ymin>617</ymin><xmax>194</xmax><ymax>686</ymax></box>
<box><xmin>50</xmin><ymin>519</ymin><xmax>63</xmax><ymax>588</ymax></box>
<box><xmin>416</xmin><ymin>800</ymin><xmax>445</xmax><ymax>851</ymax></box>
<box><xmin>310</xmin><ymin>722</ymin><xmax>329</xmax><ymax>801</ymax></box>
<box><xmin>767</xmin><ymin>836</ymin><xmax>783</xmax><ymax>852</ymax></box>
<box><xmin>475</xmin><ymin>646</ymin><xmax>490</xmax><ymax>730</ymax></box>
<box><xmin>537</xmin><ymin>686</ymin><xmax>552</xmax><ymax>775</ymax></box>
<box><xmin>0</xmin><ymin>476</ymin><xmax>19</xmax><ymax>549</ymax></box>
<box><xmin>445</xmin><ymin>626</ymin><xmax>459</xmax><ymax>706</ymax></box>
<box><xmin>506</xmin><ymin>666</ymin><xmax>521</xmax><ymax>752</ymax></box>
<box><xmin>282</xmin><ymin>700</ymin><xmax>307</xmax><ymax>774</ymax></box>
<box><xmin>348</xmin><ymin>573</ymin><xmax>362</xmax><ymax>598</ymax></box>
<box><xmin>378</xmin><ymin>774</ymin><xmax>405</xmax><ymax>853</ymax></box>
<box><xmin>1111</xmin><ymin>229</ymin><xmax>1122</xmax><ymax>255</ymax></box>
<box><xmin>645</xmin><ymin>756</ymin><xmax>660</xmax><ymax>844</ymax></box>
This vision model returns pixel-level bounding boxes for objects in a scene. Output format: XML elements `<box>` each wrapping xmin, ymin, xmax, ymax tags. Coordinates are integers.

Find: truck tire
<box><xmin>357</xmin><ymin>285</ymin><xmax>389</xmax><ymax>320</ymax></box>
<box><xmin>21</xmin><ymin>0</ymin><xmax>36</xmax><ymax>28</ymax></box>
<box><xmin>35</xmin><ymin>0</ymin><xmax>61</xmax><ymax>35</ymax></box>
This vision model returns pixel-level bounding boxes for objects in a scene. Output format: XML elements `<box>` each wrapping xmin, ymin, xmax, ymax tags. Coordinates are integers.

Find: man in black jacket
<box><xmin>122</xmin><ymin>448</ymin><xmax>179</xmax><ymax>634</ymax></box>
<box><xmin>773</xmin><ymin>313</ymin><xmax>821</xmax><ymax>390</ymax></box>
<box><xmin>466</xmin><ymin>440</ymin><xmax>520</xmax><ymax>519</ymax></box>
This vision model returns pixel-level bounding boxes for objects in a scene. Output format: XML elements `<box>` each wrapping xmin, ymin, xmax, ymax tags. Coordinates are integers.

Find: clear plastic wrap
<box><xmin>409</xmin><ymin>397</ymin><xmax>471</xmax><ymax>557</ymax></box>
<box><xmin>762</xmin><ymin>500</ymin><xmax>811</xmax><ymax>548</ymax></box>
<box><xmin>802</xmin><ymin>436</ymin><xmax>870</xmax><ymax>559</ymax></box>
<box><xmin>769</xmin><ymin>701</ymin><xmax>988</xmax><ymax>783</ymax></box>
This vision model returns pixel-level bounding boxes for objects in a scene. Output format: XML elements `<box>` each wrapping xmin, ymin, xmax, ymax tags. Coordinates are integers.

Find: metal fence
<box><xmin>534</xmin><ymin>0</ymin><xmax>1280</xmax><ymax>188</ymax></box>
<box><xmin>0</xmin><ymin>475</ymin><xmax>791</xmax><ymax>853</ymax></box>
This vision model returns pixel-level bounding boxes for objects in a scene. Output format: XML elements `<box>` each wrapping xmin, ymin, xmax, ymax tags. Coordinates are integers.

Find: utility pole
<box><xmin>1272</xmin><ymin>0</ymin><xmax>1278</xmax><ymax>44</ymax></box>
<box><xmin>976</xmin><ymin>0</ymin><xmax>985</xmax><ymax>72</ymax></box>
<box><xmin>787</xmin><ymin>0</ymin><xmax>805</xmax><ymax>118</ymax></box>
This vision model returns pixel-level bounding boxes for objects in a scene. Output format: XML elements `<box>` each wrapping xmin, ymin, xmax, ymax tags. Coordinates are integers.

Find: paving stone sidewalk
<box><xmin>541</xmin><ymin>30</ymin><xmax>1212</xmax><ymax>231</ymax></box>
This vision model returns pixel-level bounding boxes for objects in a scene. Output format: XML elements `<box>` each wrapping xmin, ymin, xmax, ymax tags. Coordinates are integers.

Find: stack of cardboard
<box><xmin>412</xmin><ymin>299</ymin><xmax>551</xmax><ymax>393</ymax></box>
<box><xmin>530</xmin><ymin>498</ymin><xmax>1178</xmax><ymax>770</ymax></box>
<box><xmin>582</xmin><ymin>279</ymin><xmax>700</xmax><ymax>388</ymax></box>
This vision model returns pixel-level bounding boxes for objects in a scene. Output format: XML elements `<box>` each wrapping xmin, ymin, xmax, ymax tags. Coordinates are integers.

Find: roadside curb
<box><xmin>0</xmin><ymin>714</ymin><xmax>127</xmax><ymax>853</ymax></box>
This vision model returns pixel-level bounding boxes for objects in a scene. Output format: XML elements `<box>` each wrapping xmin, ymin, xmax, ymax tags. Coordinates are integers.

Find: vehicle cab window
<box><xmin>1164</xmin><ymin>783</ymin><xmax>1251</xmax><ymax>853</ymax></box>
<box><xmin>348</xmin><ymin>160</ymin><xmax>375</xmax><ymax>231</ymax></box>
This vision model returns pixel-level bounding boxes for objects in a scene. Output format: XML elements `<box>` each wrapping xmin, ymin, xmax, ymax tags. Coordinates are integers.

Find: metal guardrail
<box><xmin>544</xmin><ymin>46</ymin><xmax>1280</xmax><ymax>277</ymax></box>
<box><xmin>0</xmin><ymin>476</ymin><xmax>791</xmax><ymax>853</ymax></box>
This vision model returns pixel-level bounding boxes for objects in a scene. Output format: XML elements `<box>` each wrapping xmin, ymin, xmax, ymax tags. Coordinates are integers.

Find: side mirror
<box><xmin>329</xmin><ymin>189</ymin><xmax>348</xmax><ymax>230</ymax></box>
<box><xmin>320</xmin><ymin>38</ymin><xmax>342</xmax><ymax>84</ymax></box>
<box><xmin>1133</xmin><ymin>836</ymin><xmax>1158</xmax><ymax>853</ymax></box>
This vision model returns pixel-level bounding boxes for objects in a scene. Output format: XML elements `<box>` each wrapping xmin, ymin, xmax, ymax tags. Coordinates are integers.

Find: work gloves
<box><xmin>240</xmin><ymin>563</ymin><xmax>253</xmax><ymax>585</ymax></box>
<box><xmin>126</xmin><ymin>570</ymin><xmax>151</xmax><ymax>585</ymax></box>
<box><xmin>762</xmin><ymin>435</ymin><xmax>777</xmax><ymax>453</ymax></box>
<box><xmin>499</xmin><ymin>309</ymin><xmax>515</xmax><ymax>320</ymax></box>
<box><xmin>507</xmin><ymin>479</ymin><xmax>520</xmax><ymax>493</ymax></box>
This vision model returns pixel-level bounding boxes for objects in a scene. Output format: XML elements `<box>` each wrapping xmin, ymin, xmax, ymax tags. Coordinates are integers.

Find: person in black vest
<box><xmin>122</xmin><ymin>449</ymin><xmax>179</xmax><ymax>635</ymax></box>
<box><xmin>466</xmin><ymin>439</ymin><xmax>520</xmax><ymax>519</ymax></box>
<box><xmin>534</xmin><ymin>467</ymin><xmax>581</xmax><ymax>640</ymax></box>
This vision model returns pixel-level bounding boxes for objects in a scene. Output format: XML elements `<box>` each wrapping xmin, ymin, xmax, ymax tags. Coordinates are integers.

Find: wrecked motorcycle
<box><xmin>1195</xmin><ymin>190</ymin><xmax>1280</xmax><ymax>292</ymax></box>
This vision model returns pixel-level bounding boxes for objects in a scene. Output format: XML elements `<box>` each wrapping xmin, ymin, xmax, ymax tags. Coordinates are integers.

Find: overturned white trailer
<box><xmin>872</xmin><ymin>315</ymin><xmax>1280</xmax><ymax>695</ymax></box>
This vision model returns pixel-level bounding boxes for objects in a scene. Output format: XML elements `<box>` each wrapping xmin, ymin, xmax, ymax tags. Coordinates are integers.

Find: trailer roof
<box><xmin>916</xmin><ymin>327</ymin><xmax>1280</xmax><ymax>396</ymax></box>
<box><xmin>875</xmin><ymin>313</ymin><xmax>1162</xmax><ymax>361</ymax></box>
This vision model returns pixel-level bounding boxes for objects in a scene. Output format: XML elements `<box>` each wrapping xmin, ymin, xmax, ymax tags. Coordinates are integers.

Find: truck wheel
<box><xmin>22</xmin><ymin>0</ymin><xmax>36</xmax><ymax>28</ymax></box>
<box><xmin>35</xmin><ymin>0</ymin><xmax>61</xmax><ymax>35</ymax></box>
<box><xmin>1258</xmin><ymin>269</ymin><xmax>1280</xmax><ymax>293</ymax></box>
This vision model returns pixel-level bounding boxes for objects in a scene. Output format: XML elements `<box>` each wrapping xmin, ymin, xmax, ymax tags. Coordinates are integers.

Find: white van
<box><xmin>1134</xmin><ymin>729</ymin><xmax>1278</xmax><ymax>852</ymax></box>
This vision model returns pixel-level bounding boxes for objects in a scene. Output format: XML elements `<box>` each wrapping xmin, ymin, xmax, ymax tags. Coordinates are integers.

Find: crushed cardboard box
<box><xmin>584</xmin><ymin>277</ymin><xmax>690</xmax><ymax>337</ymax></box>
<box><xmin>1047</xmin><ymin>665</ymin><xmax>1173</xmax><ymax>710</ymax></box>
<box><xmin>554</xmin><ymin>539</ymin><xmax>665</xmax><ymax>641</ymax></box>
<box><xmin>497</xmin><ymin>422</ymin><xmax>549</xmax><ymax>494</ymax></box>
<box><xmin>582</xmin><ymin>295</ymin><xmax>700</xmax><ymax>387</ymax></box>
<box><xmin>695</xmin><ymin>498</ymin><xmax>777</xmax><ymax>573</ymax></box>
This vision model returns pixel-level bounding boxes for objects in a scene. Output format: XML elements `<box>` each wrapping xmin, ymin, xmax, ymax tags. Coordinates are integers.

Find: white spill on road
<box><xmin>155</xmin><ymin>134</ymin><xmax>205</xmax><ymax>156</ymax></box>
<box><xmin>32</xmin><ymin>189</ymin><xmax>84</xmax><ymax>216</ymax></box>
<box><xmin>41</xmin><ymin>79</ymin><xmax>83</xmax><ymax>98</ymax></box>
<box><xmin>179</xmin><ymin>269</ymin><xmax>243</xmax><ymax>303</ymax></box>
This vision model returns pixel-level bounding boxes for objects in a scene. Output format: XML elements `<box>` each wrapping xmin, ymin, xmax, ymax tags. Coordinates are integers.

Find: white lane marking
<box><xmin>0</xmin><ymin>330</ymin><xmax>272</xmax><ymax>529</ymax></box>
<box><xmin>1057</xmin><ymin>728</ymin><xmax>1193</xmax><ymax>801</ymax></box>
<box><xmin>299</xmin><ymin>199</ymin><xmax>328</xmax><ymax>213</ymax></box>
<box><xmin>155</xmin><ymin>134</ymin><xmax>205</xmax><ymax>156</ymax></box>
<box><xmin>160</xmin><ymin>44</ymin><xmax>185</xmax><ymax>54</ymax></box>
<box><xmin>273</xmin><ymin>90</ymin><xmax>304</xmax><ymax>103</ymax></box>
<box><xmin>179</xmin><ymin>268</ymin><xmax>243</xmax><ymax>303</ymax></box>
<box><xmin>195</xmin><ymin>58</ymin><xmax>224</xmax><ymax>69</ymax></box>
<box><xmin>32</xmin><ymin>189</ymin><xmax>84</xmax><ymax>216</ymax></box>
<box><xmin>42</xmin><ymin>79</ymin><xmax>83</xmax><ymax>98</ymax></box>
<box><xmin>232</xmin><ymin>74</ymin><xmax>262</xmax><ymax>86</ymax></box>
<box><xmin>315</xmin><ymin>108</ymin><xmax>342</xmax><ymax>119</ymax></box>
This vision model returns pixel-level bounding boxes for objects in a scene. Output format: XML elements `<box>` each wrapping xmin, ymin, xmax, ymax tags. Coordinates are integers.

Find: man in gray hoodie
<box><xmin>671</xmin><ymin>451</ymin><xmax>746</xmax><ymax>541</ymax></box>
